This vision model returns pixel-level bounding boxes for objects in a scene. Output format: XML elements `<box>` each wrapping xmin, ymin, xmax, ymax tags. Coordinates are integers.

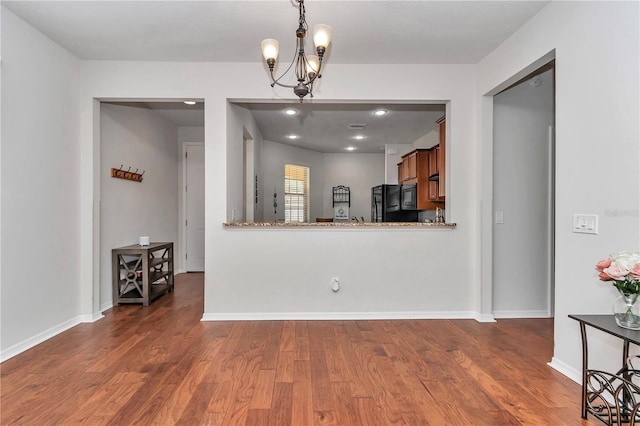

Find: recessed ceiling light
<box><xmin>286</xmin><ymin>134</ymin><xmax>299</xmax><ymax>140</ymax></box>
<box><xmin>353</xmin><ymin>135</ymin><xmax>365</xmax><ymax>140</ymax></box>
<box><xmin>183</xmin><ymin>100</ymin><xmax>196</xmax><ymax>105</ymax></box>
<box><xmin>373</xmin><ymin>109</ymin><xmax>388</xmax><ymax>116</ymax></box>
<box><xmin>284</xmin><ymin>108</ymin><xmax>298</xmax><ymax>116</ymax></box>
<box><xmin>345</xmin><ymin>146</ymin><xmax>356</xmax><ymax>151</ymax></box>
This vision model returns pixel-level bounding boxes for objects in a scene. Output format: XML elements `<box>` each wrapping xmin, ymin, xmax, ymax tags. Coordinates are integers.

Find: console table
<box><xmin>570</xmin><ymin>314</ymin><xmax>640</xmax><ymax>425</ymax></box>
<box><xmin>112</xmin><ymin>242</ymin><xmax>174</xmax><ymax>306</ymax></box>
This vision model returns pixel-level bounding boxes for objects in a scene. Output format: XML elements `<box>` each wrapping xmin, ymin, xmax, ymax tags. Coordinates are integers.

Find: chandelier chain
<box><xmin>298</xmin><ymin>1</ymin><xmax>307</xmax><ymax>33</ymax></box>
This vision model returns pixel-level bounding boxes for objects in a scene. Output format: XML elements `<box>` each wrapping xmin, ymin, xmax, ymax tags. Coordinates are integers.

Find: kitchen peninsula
<box><xmin>224</xmin><ymin>221</ymin><xmax>456</xmax><ymax>228</ymax></box>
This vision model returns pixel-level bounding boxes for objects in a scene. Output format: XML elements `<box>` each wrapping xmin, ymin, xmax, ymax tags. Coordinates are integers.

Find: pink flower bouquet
<box><xmin>596</xmin><ymin>251</ymin><xmax>640</xmax><ymax>295</ymax></box>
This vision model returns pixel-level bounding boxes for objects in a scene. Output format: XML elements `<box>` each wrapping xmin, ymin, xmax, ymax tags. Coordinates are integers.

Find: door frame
<box><xmin>479</xmin><ymin>50</ymin><xmax>556</xmax><ymax>321</ymax></box>
<box><xmin>490</xmin><ymin>78</ymin><xmax>555</xmax><ymax>318</ymax></box>
<box><xmin>181</xmin><ymin>142</ymin><xmax>205</xmax><ymax>273</ymax></box>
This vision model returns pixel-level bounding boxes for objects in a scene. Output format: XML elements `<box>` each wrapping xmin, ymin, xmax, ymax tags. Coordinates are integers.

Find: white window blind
<box><xmin>284</xmin><ymin>164</ymin><xmax>309</xmax><ymax>223</ymax></box>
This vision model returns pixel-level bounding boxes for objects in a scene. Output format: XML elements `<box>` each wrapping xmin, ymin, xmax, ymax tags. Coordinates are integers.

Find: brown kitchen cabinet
<box><xmin>398</xmin><ymin>151</ymin><xmax>417</xmax><ymax>182</ymax></box>
<box><xmin>398</xmin><ymin>148</ymin><xmax>441</xmax><ymax>210</ymax></box>
<box><xmin>406</xmin><ymin>151</ymin><xmax>417</xmax><ymax>180</ymax></box>
<box><xmin>397</xmin><ymin>115</ymin><xmax>446</xmax><ymax>209</ymax></box>
<box><xmin>427</xmin><ymin>148</ymin><xmax>439</xmax><ymax>201</ymax></box>
<box><xmin>437</xmin><ymin>116</ymin><xmax>446</xmax><ymax>200</ymax></box>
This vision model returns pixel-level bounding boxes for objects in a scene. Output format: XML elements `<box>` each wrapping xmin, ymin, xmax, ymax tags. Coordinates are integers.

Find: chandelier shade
<box><xmin>261</xmin><ymin>0</ymin><xmax>332</xmax><ymax>102</ymax></box>
<box><xmin>312</xmin><ymin>24</ymin><xmax>332</xmax><ymax>50</ymax></box>
<box><xmin>260</xmin><ymin>39</ymin><xmax>279</xmax><ymax>62</ymax></box>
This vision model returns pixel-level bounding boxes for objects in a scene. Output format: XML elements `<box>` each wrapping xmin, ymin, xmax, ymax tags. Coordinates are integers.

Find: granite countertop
<box><xmin>223</xmin><ymin>222</ymin><xmax>456</xmax><ymax>228</ymax></box>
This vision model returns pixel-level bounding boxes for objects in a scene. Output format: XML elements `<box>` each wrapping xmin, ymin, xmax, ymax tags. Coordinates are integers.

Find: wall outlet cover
<box><xmin>573</xmin><ymin>214</ymin><xmax>598</xmax><ymax>234</ymax></box>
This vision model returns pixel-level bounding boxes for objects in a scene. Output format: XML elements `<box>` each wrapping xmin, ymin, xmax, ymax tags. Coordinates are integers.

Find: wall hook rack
<box><xmin>111</xmin><ymin>165</ymin><xmax>144</xmax><ymax>182</ymax></box>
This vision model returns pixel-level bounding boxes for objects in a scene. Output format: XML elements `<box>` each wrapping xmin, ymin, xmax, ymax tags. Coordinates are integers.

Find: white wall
<box><xmin>261</xmin><ymin>140</ymin><xmax>326</xmax><ymax>222</ymax></box>
<box><xmin>178</xmin><ymin>126</ymin><xmax>204</xmax><ymax>143</ymax></box>
<box><xmin>322</xmin><ymin>153</ymin><xmax>384</xmax><ymax>221</ymax></box>
<box><xmin>412</xmin><ymin>130</ymin><xmax>439</xmax><ymax>149</ymax></box>
<box><xmin>99</xmin><ymin>103</ymin><xmax>179</xmax><ymax>309</ymax></box>
<box><xmin>257</xmin><ymin>140</ymin><xmax>384</xmax><ymax>222</ymax></box>
<box><xmin>477</xmin><ymin>1</ymin><xmax>639</xmax><ymax>379</ymax></box>
<box><xmin>0</xmin><ymin>9</ymin><xmax>82</xmax><ymax>359</ymax></box>
<box><xmin>492</xmin><ymin>69</ymin><xmax>554</xmax><ymax>317</ymax></box>
<box><xmin>76</xmin><ymin>60</ymin><xmax>476</xmax><ymax>324</ymax></box>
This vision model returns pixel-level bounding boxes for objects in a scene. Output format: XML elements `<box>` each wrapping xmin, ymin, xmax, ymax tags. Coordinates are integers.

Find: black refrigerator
<box><xmin>371</xmin><ymin>185</ymin><xmax>418</xmax><ymax>222</ymax></box>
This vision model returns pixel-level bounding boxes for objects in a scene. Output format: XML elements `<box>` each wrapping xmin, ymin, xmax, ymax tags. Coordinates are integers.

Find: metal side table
<box><xmin>570</xmin><ymin>314</ymin><xmax>640</xmax><ymax>425</ymax></box>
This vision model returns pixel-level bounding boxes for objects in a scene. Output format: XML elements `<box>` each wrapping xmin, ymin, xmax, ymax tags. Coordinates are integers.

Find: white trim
<box><xmin>546</xmin><ymin>125</ymin><xmax>556</xmax><ymax>318</ymax></box>
<box><xmin>548</xmin><ymin>356</ymin><xmax>581</xmax><ymax>384</ymax></box>
<box><xmin>473</xmin><ymin>313</ymin><xmax>497</xmax><ymax>322</ymax></box>
<box><xmin>79</xmin><ymin>312</ymin><xmax>105</xmax><ymax>323</ymax></box>
<box><xmin>202</xmin><ymin>311</ymin><xmax>479</xmax><ymax>321</ymax></box>
<box><xmin>481</xmin><ymin>50</ymin><xmax>557</xmax><ymax>320</ymax></box>
<box><xmin>100</xmin><ymin>301</ymin><xmax>113</xmax><ymax>313</ymax></box>
<box><xmin>493</xmin><ymin>310</ymin><xmax>551</xmax><ymax>319</ymax></box>
<box><xmin>0</xmin><ymin>316</ymin><xmax>83</xmax><ymax>362</ymax></box>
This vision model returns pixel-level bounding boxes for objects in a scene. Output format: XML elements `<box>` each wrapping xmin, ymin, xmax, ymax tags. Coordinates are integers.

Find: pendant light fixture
<box><xmin>261</xmin><ymin>0</ymin><xmax>332</xmax><ymax>102</ymax></box>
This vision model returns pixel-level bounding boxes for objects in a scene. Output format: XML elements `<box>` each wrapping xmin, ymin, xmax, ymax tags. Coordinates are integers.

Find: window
<box><xmin>284</xmin><ymin>164</ymin><xmax>309</xmax><ymax>223</ymax></box>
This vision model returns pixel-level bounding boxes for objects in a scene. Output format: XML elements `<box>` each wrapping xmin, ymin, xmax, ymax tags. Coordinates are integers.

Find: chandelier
<box><xmin>261</xmin><ymin>0</ymin><xmax>332</xmax><ymax>102</ymax></box>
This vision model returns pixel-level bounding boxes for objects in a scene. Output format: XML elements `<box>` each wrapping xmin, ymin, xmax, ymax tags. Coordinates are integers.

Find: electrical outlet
<box><xmin>331</xmin><ymin>277</ymin><xmax>340</xmax><ymax>292</ymax></box>
<box><xmin>231</xmin><ymin>208</ymin><xmax>236</xmax><ymax>221</ymax></box>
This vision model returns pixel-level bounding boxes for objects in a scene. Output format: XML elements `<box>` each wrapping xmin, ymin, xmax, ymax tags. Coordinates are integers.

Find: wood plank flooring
<box><xmin>1</xmin><ymin>273</ymin><xmax>596</xmax><ymax>425</ymax></box>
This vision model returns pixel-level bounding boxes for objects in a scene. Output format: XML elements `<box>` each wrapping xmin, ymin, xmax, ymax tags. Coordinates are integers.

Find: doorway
<box><xmin>98</xmin><ymin>100</ymin><xmax>204</xmax><ymax>309</ymax></box>
<box><xmin>184</xmin><ymin>143</ymin><xmax>205</xmax><ymax>271</ymax></box>
<box><xmin>492</xmin><ymin>65</ymin><xmax>555</xmax><ymax>318</ymax></box>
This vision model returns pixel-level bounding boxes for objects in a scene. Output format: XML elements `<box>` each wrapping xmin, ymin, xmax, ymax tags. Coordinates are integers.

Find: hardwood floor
<box><xmin>1</xmin><ymin>273</ymin><xmax>595</xmax><ymax>425</ymax></box>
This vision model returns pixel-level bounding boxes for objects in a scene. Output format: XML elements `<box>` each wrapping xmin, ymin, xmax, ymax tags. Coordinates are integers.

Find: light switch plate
<box><xmin>495</xmin><ymin>211</ymin><xmax>504</xmax><ymax>224</ymax></box>
<box><xmin>573</xmin><ymin>214</ymin><xmax>598</xmax><ymax>234</ymax></box>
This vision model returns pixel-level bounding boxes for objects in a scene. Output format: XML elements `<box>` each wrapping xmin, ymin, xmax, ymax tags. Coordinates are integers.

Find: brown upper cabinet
<box><xmin>398</xmin><ymin>150</ymin><xmax>417</xmax><ymax>182</ymax></box>
<box><xmin>427</xmin><ymin>148</ymin><xmax>439</xmax><ymax>201</ymax></box>
<box><xmin>397</xmin><ymin>115</ymin><xmax>446</xmax><ymax>209</ymax></box>
<box><xmin>436</xmin><ymin>116</ymin><xmax>446</xmax><ymax>200</ymax></box>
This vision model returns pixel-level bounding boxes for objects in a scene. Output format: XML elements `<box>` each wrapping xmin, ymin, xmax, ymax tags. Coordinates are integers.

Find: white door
<box><xmin>185</xmin><ymin>144</ymin><xmax>205</xmax><ymax>271</ymax></box>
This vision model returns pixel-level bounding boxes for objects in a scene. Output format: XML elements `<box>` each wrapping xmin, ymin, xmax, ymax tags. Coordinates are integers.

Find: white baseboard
<box><xmin>0</xmin><ymin>316</ymin><xmax>83</xmax><ymax>362</ymax></box>
<box><xmin>473</xmin><ymin>313</ymin><xmax>496</xmax><ymax>322</ymax></box>
<box><xmin>548</xmin><ymin>356</ymin><xmax>581</xmax><ymax>384</ymax></box>
<box><xmin>79</xmin><ymin>312</ymin><xmax>105</xmax><ymax>323</ymax></box>
<box><xmin>493</xmin><ymin>310</ymin><xmax>551</xmax><ymax>319</ymax></box>
<box><xmin>100</xmin><ymin>301</ymin><xmax>113</xmax><ymax>313</ymax></box>
<box><xmin>201</xmin><ymin>311</ymin><xmax>479</xmax><ymax>321</ymax></box>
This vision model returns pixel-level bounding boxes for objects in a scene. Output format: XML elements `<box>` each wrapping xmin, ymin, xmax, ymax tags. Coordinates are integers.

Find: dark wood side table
<box><xmin>570</xmin><ymin>314</ymin><xmax>640</xmax><ymax>425</ymax></box>
<box><xmin>112</xmin><ymin>242</ymin><xmax>174</xmax><ymax>306</ymax></box>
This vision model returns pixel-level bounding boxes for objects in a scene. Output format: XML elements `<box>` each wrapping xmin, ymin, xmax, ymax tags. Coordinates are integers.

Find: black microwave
<box><xmin>401</xmin><ymin>183</ymin><xmax>418</xmax><ymax>210</ymax></box>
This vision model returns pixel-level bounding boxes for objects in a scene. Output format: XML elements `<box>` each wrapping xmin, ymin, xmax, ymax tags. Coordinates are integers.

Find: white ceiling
<box><xmin>103</xmin><ymin>101</ymin><xmax>206</xmax><ymax>127</ymax></box>
<box><xmin>5</xmin><ymin>0</ymin><xmax>549</xmax><ymax>152</ymax></box>
<box><xmin>3</xmin><ymin>1</ymin><xmax>549</xmax><ymax>64</ymax></box>
<box><xmin>239</xmin><ymin>102</ymin><xmax>445</xmax><ymax>153</ymax></box>
<box><xmin>143</xmin><ymin>101</ymin><xmax>206</xmax><ymax>127</ymax></box>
